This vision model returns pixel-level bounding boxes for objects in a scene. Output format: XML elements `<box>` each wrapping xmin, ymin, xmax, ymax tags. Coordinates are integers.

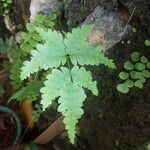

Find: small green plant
<box><xmin>145</xmin><ymin>39</ymin><xmax>150</xmax><ymax>46</ymax></box>
<box><xmin>9</xmin><ymin>80</ymin><xmax>43</xmax><ymax>102</ymax></box>
<box><xmin>32</xmin><ymin>104</ymin><xmax>43</xmax><ymax>122</ymax></box>
<box><xmin>9</xmin><ymin>46</ymin><xmax>25</xmax><ymax>89</ymax></box>
<box><xmin>20</xmin><ymin>24</ymin><xmax>116</xmax><ymax>143</ymax></box>
<box><xmin>117</xmin><ymin>52</ymin><xmax>150</xmax><ymax>93</ymax></box>
<box><xmin>20</xmin><ymin>14</ymin><xmax>56</xmax><ymax>53</ymax></box>
<box><xmin>9</xmin><ymin>14</ymin><xmax>56</xmax><ymax>90</ymax></box>
<box><xmin>147</xmin><ymin>144</ymin><xmax>150</xmax><ymax>150</ymax></box>
<box><xmin>1</xmin><ymin>0</ymin><xmax>12</xmax><ymax>16</ymax></box>
<box><xmin>132</xmin><ymin>27</ymin><xmax>137</xmax><ymax>33</ymax></box>
<box><xmin>9</xmin><ymin>14</ymin><xmax>57</xmax><ymax>125</ymax></box>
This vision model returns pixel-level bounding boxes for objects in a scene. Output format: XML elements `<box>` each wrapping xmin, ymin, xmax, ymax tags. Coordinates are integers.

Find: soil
<box><xmin>0</xmin><ymin>113</ymin><xmax>17</xmax><ymax>148</ymax></box>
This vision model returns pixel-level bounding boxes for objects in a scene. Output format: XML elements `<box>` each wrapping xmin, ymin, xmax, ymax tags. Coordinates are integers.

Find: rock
<box><xmin>4</xmin><ymin>16</ymin><xmax>16</xmax><ymax>34</ymax></box>
<box><xmin>84</xmin><ymin>6</ymin><xmax>131</xmax><ymax>50</ymax></box>
<box><xmin>3</xmin><ymin>0</ymin><xmax>31</xmax><ymax>34</ymax></box>
<box><xmin>14</xmin><ymin>32</ymin><xmax>22</xmax><ymax>43</ymax></box>
<box><xmin>13</xmin><ymin>0</ymin><xmax>31</xmax><ymax>23</ymax></box>
<box><xmin>30</xmin><ymin>0</ymin><xmax>60</xmax><ymax>20</ymax></box>
<box><xmin>64</xmin><ymin>0</ymin><xmax>98</xmax><ymax>28</ymax></box>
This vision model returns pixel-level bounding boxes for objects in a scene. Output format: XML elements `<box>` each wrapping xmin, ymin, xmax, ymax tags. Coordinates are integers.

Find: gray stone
<box><xmin>84</xmin><ymin>6</ymin><xmax>131</xmax><ymax>50</ymax></box>
<box><xmin>30</xmin><ymin>0</ymin><xmax>60</xmax><ymax>20</ymax></box>
<box><xmin>64</xmin><ymin>0</ymin><xmax>98</xmax><ymax>28</ymax></box>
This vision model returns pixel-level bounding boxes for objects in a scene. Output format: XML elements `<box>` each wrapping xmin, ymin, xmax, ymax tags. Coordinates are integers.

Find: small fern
<box><xmin>20</xmin><ymin>25</ymin><xmax>116</xmax><ymax>143</ymax></box>
<box><xmin>9</xmin><ymin>47</ymin><xmax>25</xmax><ymax>89</ymax></box>
<box><xmin>20</xmin><ymin>14</ymin><xmax>56</xmax><ymax>53</ymax></box>
<box><xmin>9</xmin><ymin>14</ymin><xmax>56</xmax><ymax>90</ymax></box>
<box><xmin>9</xmin><ymin>80</ymin><xmax>43</xmax><ymax>102</ymax></box>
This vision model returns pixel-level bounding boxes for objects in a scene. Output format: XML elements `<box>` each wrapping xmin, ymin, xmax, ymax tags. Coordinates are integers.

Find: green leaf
<box><xmin>9</xmin><ymin>47</ymin><xmax>26</xmax><ymax>89</ymax></box>
<box><xmin>117</xmin><ymin>83</ymin><xmax>129</xmax><ymax>93</ymax></box>
<box><xmin>32</xmin><ymin>33</ymin><xmax>42</xmax><ymax>42</ymax></box>
<box><xmin>20</xmin><ymin>43</ymin><xmax>33</xmax><ymax>53</ymax></box>
<box><xmin>134</xmin><ymin>80</ymin><xmax>143</xmax><ymax>89</ymax></box>
<box><xmin>144</xmin><ymin>39</ymin><xmax>150</xmax><ymax>46</ymax></box>
<box><xmin>140</xmin><ymin>56</ymin><xmax>148</xmax><ymax>64</ymax></box>
<box><xmin>135</xmin><ymin>63</ymin><xmax>146</xmax><ymax>71</ymax></box>
<box><xmin>9</xmin><ymin>80</ymin><xmax>43</xmax><ymax>102</ymax></box>
<box><xmin>147</xmin><ymin>144</ymin><xmax>150</xmax><ymax>150</ymax></box>
<box><xmin>21</xmin><ymin>25</ymin><xmax>116</xmax><ymax>80</ymax></box>
<box><xmin>44</xmin><ymin>20</ymin><xmax>55</xmax><ymax>27</ymax></box>
<box><xmin>40</xmin><ymin>66</ymin><xmax>98</xmax><ymax>143</ymax></box>
<box><xmin>3</xmin><ymin>3</ymin><xmax>8</xmax><ymax>7</ymax></box>
<box><xmin>20</xmin><ymin>60</ymin><xmax>39</xmax><ymax>80</ymax></box>
<box><xmin>20</xmin><ymin>29</ymin><xmax>67</xmax><ymax>79</ymax></box>
<box><xmin>58</xmin><ymin>82</ymin><xmax>85</xmax><ymax>143</ymax></box>
<box><xmin>64</xmin><ymin>25</ymin><xmax>116</xmax><ymax>68</ymax></box>
<box><xmin>124</xmin><ymin>61</ymin><xmax>134</xmax><ymax>70</ymax></box>
<box><xmin>131</xmin><ymin>52</ymin><xmax>139</xmax><ymax>62</ymax></box>
<box><xmin>40</xmin><ymin>67</ymin><xmax>71</xmax><ymax>109</ymax></box>
<box><xmin>119</xmin><ymin>72</ymin><xmax>129</xmax><ymax>80</ymax></box>
<box><xmin>71</xmin><ymin>66</ymin><xmax>98</xmax><ymax>95</ymax></box>
<box><xmin>125</xmin><ymin>79</ymin><xmax>134</xmax><ymax>88</ymax></box>
<box><xmin>34</xmin><ymin>14</ymin><xmax>44</xmax><ymax>23</ymax></box>
<box><xmin>21</xmin><ymin>32</ymin><xmax>32</xmax><ymax>41</ymax></box>
<box><xmin>142</xmin><ymin>70</ymin><xmax>150</xmax><ymax>78</ymax></box>
<box><xmin>4</xmin><ymin>9</ymin><xmax>9</xmax><ymax>14</ymax></box>
<box><xmin>26</xmin><ymin>23</ymin><xmax>35</xmax><ymax>33</ymax></box>
<box><xmin>146</xmin><ymin>62</ymin><xmax>150</xmax><ymax>69</ymax></box>
<box><xmin>29</xmin><ymin>39</ymin><xmax>38</xmax><ymax>48</ymax></box>
<box><xmin>130</xmin><ymin>71</ymin><xmax>142</xmax><ymax>79</ymax></box>
<box><xmin>7</xmin><ymin>0</ymin><xmax>12</xmax><ymax>4</ymax></box>
<box><xmin>132</xmin><ymin>27</ymin><xmax>137</xmax><ymax>33</ymax></box>
<box><xmin>139</xmin><ymin>77</ymin><xmax>146</xmax><ymax>83</ymax></box>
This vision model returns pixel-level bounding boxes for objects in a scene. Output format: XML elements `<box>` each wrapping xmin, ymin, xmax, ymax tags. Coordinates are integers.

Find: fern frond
<box><xmin>40</xmin><ymin>66</ymin><xmax>97</xmax><ymax>143</ymax></box>
<box><xmin>64</xmin><ymin>26</ymin><xmax>116</xmax><ymax>68</ymax></box>
<box><xmin>20</xmin><ymin>14</ymin><xmax>56</xmax><ymax>53</ymax></box>
<box><xmin>20</xmin><ymin>25</ymin><xmax>116</xmax><ymax>143</ymax></box>
<box><xmin>20</xmin><ymin>59</ymin><xmax>39</xmax><ymax>80</ymax></box>
<box><xmin>9</xmin><ymin>80</ymin><xmax>43</xmax><ymax>102</ymax></box>
<box><xmin>58</xmin><ymin>82</ymin><xmax>86</xmax><ymax>143</ymax></box>
<box><xmin>9</xmin><ymin>47</ymin><xmax>25</xmax><ymax>89</ymax></box>
<box><xmin>20</xmin><ymin>42</ymin><xmax>66</xmax><ymax>80</ymax></box>
<box><xmin>36</xmin><ymin>28</ymin><xmax>65</xmax><ymax>49</ymax></box>
<box><xmin>71</xmin><ymin>66</ymin><xmax>98</xmax><ymax>95</ymax></box>
<box><xmin>97</xmin><ymin>47</ymin><xmax>116</xmax><ymax>69</ymax></box>
<box><xmin>40</xmin><ymin>67</ymin><xmax>71</xmax><ymax>110</ymax></box>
